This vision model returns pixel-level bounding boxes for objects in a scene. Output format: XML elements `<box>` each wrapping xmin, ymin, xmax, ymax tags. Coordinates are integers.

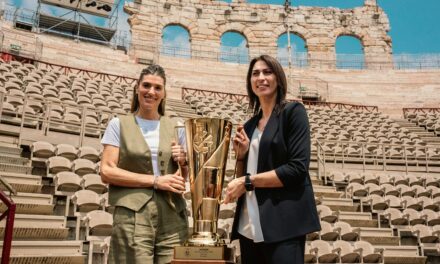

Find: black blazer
<box><xmin>230</xmin><ymin>102</ymin><xmax>321</xmax><ymax>243</ymax></box>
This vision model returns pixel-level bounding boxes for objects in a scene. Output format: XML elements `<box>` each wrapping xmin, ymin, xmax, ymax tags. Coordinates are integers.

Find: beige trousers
<box><xmin>109</xmin><ymin>191</ymin><xmax>188</xmax><ymax>264</ymax></box>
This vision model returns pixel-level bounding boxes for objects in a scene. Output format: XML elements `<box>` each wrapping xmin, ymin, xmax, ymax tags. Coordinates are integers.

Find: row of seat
<box><xmin>405</xmin><ymin>111</ymin><xmax>440</xmax><ymax>136</ymax></box>
<box><xmin>31</xmin><ymin>141</ymin><xmax>100</xmax><ymax>161</ymax></box>
<box><xmin>330</xmin><ymin>171</ymin><xmax>440</xmax><ymax>187</ymax></box>
<box><xmin>0</xmin><ymin>60</ymin><xmax>133</xmax><ymax>117</ymax></box>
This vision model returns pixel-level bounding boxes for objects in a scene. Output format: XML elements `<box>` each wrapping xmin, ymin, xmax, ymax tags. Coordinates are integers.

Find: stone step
<box><xmin>175</xmin><ymin>113</ymin><xmax>203</xmax><ymax>119</ymax></box>
<box><xmin>0</xmin><ymin>135</ymin><xmax>19</xmax><ymax>145</ymax></box>
<box><xmin>167</xmin><ymin>99</ymin><xmax>191</xmax><ymax>104</ymax></box>
<box><xmin>423</xmin><ymin>137</ymin><xmax>440</xmax><ymax>142</ymax></box>
<box><xmin>317</xmin><ymin>197</ymin><xmax>358</xmax><ymax>212</ymax></box>
<box><xmin>0</xmin><ymin>143</ymin><xmax>22</xmax><ymax>156</ymax></box>
<box><xmin>393</xmin><ymin>120</ymin><xmax>417</xmax><ymax>126</ymax></box>
<box><xmin>0</xmin><ymin>214</ymin><xmax>68</xmax><ymax>240</ymax></box>
<box><xmin>340</xmin><ymin>211</ymin><xmax>378</xmax><ymax>227</ymax></box>
<box><xmin>0</xmin><ymin>192</ymin><xmax>54</xmax><ymax>215</ymax></box>
<box><xmin>406</xmin><ymin>127</ymin><xmax>427</xmax><ymax>132</ymax></box>
<box><xmin>359</xmin><ymin>227</ymin><xmax>399</xmax><ymax>246</ymax></box>
<box><xmin>0</xmin><ymin>162</ymin><xmax>32</xmax><ymax>174</ymax></box>
<box><xmin>413</xmin><ymin>132</ymin><xmax>436</xmax><ymax>137</ymax></box>
<box><xmin>168</xmin><ymin>106</ymin><xmax>199</xmax><ymax>114</ymax></box>
<box><xmin>313</xmin><ymin>185</ymin><xmax>344</xmax><ymax>198</ymax></box>
<box><xmin>344</xmin><ymin>218</ymin><xmax>378</xmax><ymax>228</ymax></box>
<box><xmin>0</xmin><ymin>172</ymin><xmax>42</xmax><ymax>193</ymax></box>
<box><xmin>0</xmin><ymin>154</ymin><xmax>29</xmax><ymax>165</ymax></box>
<box><xmin>383</xmin><ymin>246</ymin><xmax>426</xmax><ymax>264</ymax></box>
<box><xmin>0</xmin><ymin>240</ymin><xmax>84</xmax><ymax>264</ymax></box>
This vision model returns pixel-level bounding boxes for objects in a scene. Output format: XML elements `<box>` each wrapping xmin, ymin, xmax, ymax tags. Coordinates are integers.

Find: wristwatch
<box><xmin>244</xmin><ymin>173</ymin><xmax>254</xmax><ymax>191</ymax></box>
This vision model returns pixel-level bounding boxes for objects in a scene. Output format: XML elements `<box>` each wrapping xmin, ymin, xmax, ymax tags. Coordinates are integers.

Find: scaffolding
<box><xmin>15</xmin><ymin>0</ymin><xmax>123</xmax><ymax>46</ymax></box>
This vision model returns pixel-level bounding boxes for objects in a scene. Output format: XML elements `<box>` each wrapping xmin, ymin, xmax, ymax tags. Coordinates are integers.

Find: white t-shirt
<box><xmin>237</xmin><ymin>128</ymin><xmax>264</xmax><ymax>242</ymax></box>
<box><xmin>101</xmin><ymin>116</ymin><xmax>185</xmax><ymax>176</ymax></box>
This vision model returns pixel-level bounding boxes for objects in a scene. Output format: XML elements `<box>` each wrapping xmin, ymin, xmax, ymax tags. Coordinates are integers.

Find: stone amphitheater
<box><xmin>0</xmin><ymin>0</ymin><xmax>440</xmax><ymax>263</ymax></box>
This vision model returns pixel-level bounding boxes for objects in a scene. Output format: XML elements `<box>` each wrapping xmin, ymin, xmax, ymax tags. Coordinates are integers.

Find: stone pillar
<box><xmin>307</xmin><ymin>37</ymin><xmax>335</xmax><ymax>69</ymax></box>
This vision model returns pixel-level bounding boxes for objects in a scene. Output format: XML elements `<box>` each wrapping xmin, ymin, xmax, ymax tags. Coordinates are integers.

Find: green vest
<box><xmin>108</xmin><ymin>114</ymin><xmax>185</xmax><ymax>212</ymax></box>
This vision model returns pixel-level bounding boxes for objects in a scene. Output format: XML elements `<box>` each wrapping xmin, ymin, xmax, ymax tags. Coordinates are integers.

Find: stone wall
<box><xmin>126</xmin><ymin>0</ymin><xmax>392</xmax><ymax>69</ymax></box>
<box><xmin>1</xmin><ymin>13</ymin><xmax>439</xmax><ymax>118</ymax></box>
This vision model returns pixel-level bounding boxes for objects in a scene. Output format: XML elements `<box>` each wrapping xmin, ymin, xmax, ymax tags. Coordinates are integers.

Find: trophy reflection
<box><xmin>174</xmin><ymin>117</ymin><xmax>233</xmax><ymax>261</ymax></box>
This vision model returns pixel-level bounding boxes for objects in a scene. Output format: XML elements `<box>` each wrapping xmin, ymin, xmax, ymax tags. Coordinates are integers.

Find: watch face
<box><xmin>245</xmin><ymin>174</ymin><xmax>253</xmax><ymax>191</ymax></box>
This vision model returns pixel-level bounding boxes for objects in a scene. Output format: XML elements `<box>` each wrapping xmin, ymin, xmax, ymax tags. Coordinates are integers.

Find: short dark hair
<box><xmin>130</xmin><ymin>64</ymin><xmax>167</xmax><ymax>115</ymax></box>
<box><xmin>246</xmin><ymin>55</ymin><xmax>287</xmax><ymax>115</ymax></box>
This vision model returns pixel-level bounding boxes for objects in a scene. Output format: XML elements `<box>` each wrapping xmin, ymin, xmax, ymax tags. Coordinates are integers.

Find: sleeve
<box><xmin>101</xmin><ymin>117</ymin><xmax>121</xmax><ymax>147</ymax></box>
<box><xmin>274</xmin><ymin>103</ymin><xmax>311</xmax><ymax>188</ymax></box>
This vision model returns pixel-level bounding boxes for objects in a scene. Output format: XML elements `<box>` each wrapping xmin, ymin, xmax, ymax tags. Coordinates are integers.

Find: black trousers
<box><xmin>238</xmin><ymin>233</ymin><xmax>306</xmax><ymax>264</ymax></box>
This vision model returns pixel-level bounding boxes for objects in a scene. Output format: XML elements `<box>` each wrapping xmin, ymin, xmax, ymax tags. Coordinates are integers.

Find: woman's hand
<box><xmin>171</xmin><ymin>140</ymin><xmax>187</xmax><ymax>166</ymax></box>
<box><xmin>223</xmin><ymin>177</ymin><xmax>246</xmax><ymax>204</ymax></box>
<box><xmin>156</xmin><ymin>171</ymin><xmax>186</xmax><ymax>194</ymax></box>
<box><xmin>233</xmin><ymin>125</ymin><xmax>249</xmax><ymax>161</ymax></box>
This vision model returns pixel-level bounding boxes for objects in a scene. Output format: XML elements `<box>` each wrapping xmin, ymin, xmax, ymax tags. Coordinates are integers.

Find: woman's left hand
<box><xmin>223</xmin><ymin>177</ymin><xmax>246</xmax><ymax>204</ymax></box>
<box><xmin>171</xmin><ymin>141</ymin><xmax>187</xmax><ymax>166</ymax></box>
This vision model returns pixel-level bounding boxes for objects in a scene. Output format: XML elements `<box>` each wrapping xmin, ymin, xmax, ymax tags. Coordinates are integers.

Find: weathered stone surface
<box><xmin>126</xmin><ymin>0</ymin><xmax>392</xmax><ymax>69</ymax></box>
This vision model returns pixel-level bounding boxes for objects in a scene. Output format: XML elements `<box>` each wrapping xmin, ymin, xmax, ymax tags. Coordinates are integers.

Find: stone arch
<box><xmin>160</xmin><ymin>17</ymin><xmax>197</xmax><ymax>39</ymax></box>
<box><xmin>219</xmin><ymin>30</ymin><xmax>250</xmax><ymax>64</ymax></box>
<box><xmin>273</xmin><ymin>24</ymin><xmax>312</xmax><ymax>47</ymax></box>
<box><xmin>334</xmin><ymin>31</ymin><xmax>366</xmax><ymax>69</ymax></box>
<box><xmin>220</xmin><ymin>30</ymin><xmax>249</xmax><ymax>47</ymax></box>
<box><xmin>161</xmin><ymin>24</ymin><xmax>192</xmax><ymax>58</ymax></box>
<box><xmin>214</xmin><ymin>23</ymin><xmax>257</xmax><ymax>44</ymax></box>
<box><xmin>333</xmin><ymin>28</ymin><xmax>367</xmax><ymax>48</ymax></box>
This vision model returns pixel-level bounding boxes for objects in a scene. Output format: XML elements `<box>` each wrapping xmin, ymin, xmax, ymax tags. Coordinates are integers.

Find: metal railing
<box><xmin>35</xmin><ymin>59</ymin><xmax>137</xmax><ymax>85</ymax></box>
<box><xmin>137</xmin><ymin>43</ymin><xmax>440</xmax><ymax>70</ymax></box>
<box><xmin>0</xmin><ymin>51</ymin><xmax>137</xmax><ymax>85</ymax></box>
<box><xmin>403</xmin><ymin>108</ymin><xmax>440</xmax><ymax>118</ymax></box>
<box><xmin>0</xmin><ymin>92</ymin><xmax>127</xmax><ymax>148</ymax></box>
<box><xmin>290</xmin><ymin>76</ymin><xmax>329</xmax><ymax>100</ymax></box>
<box><xmin>0</xmin><ymin>177</ymin><xmax>17</xmax><ymax>264</ymax></box>
<box><xmin>315</xmin><ymin>139</ymin><xmax>440</xmax><ymax>180</ymax></box>
<box><xmin>182</xmin><ymin>86</ymin><xmax>379</xmax><ymax>113</ymax></box>
<box><xmin>303</xmin><ymin>101</ymin><xmax>379</xmax><ymax>112</ymax></box>
<box><xmin>182</xmin><ymin>87</ymin><xmax>249</xmax><ymax>104</ymax></box>
<box><xmin>3</xmin><ymin>5</ymin><xmax>440</xmax><ymax>70</ymax></box>
<box><xmin>0</xmin><ymin>28</ymin><xmax>43</xmax><ymax>61</ymax></box>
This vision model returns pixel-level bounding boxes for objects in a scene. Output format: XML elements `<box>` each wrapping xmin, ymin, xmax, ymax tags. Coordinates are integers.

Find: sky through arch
<box><xmin>277</xmin><ymin>32</ymin><xmax>308</xmax><ymax>67</ymax></box>
<box><xmin>220</xmin><ymin>31</ymin><xmax>249</xmax><ymax>64</ymax></box>
<box><xmin>336</xmin><ymin>35</ymin><xmax>364</xmax><ymax>69</ymax></box>
<box><xmin>162</xmin><ymin>25</ymin><xmax>191</xmax><ymax>58</ymax></box>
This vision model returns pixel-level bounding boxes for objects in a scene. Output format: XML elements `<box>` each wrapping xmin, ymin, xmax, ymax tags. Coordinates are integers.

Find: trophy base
<box><xmin>172</xmin><ymin>245</ymin><xmax>234</xmax><ymax>263</ymax></box>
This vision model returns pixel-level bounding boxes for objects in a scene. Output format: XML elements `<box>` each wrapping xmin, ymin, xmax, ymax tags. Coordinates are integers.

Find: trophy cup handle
<box><xmin>174</xmin><ymin>124</ymin><xmax>187</xmax><ymax>178</ymax></box>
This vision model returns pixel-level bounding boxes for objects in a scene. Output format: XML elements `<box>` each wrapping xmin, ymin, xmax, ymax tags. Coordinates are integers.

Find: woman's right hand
<box><xmin>233</xmin><ymin>124</ymin><xmax>249</xmax><ymax>161</ymax></box>
<box><xmin>155</xmin><ymin>171</ymin><xmax>186</xmax><ymax>194</ymax></box>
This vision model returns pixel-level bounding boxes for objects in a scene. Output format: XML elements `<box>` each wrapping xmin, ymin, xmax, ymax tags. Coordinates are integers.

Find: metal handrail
<box><xmin>181</xmin><ymin>87</ymin><xmax>379</xmax><ymax>112</ymax></box>
<box><xmin>316</xmin><ymin>139</ymin><xmax>440</xmax><ymax>173</ymax></box>
<box><xmin>316</xmin><ymin>140</ymin><xmax>326</xmax><ymax>184</ymax></box>
<box><xmin>403</xmin><ymin>107</ymin><xmax>440</xmax><ymax>118</ymax></box>
<box><xmin>0</xmin><ymin>177</ymin><xmax>16</xmax><ymax>264</ymax></box>
<box><xmin>0</xmin><ymin>92</ymin><xmax>124</xmax><ymax>147</ymax></box>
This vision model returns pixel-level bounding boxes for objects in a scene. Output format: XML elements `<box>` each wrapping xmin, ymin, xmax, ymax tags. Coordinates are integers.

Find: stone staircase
<box><xmin>166</xmin><ymin>98</ymin><xmax>202</xmax><ymax>119</ymax></box>
<box><xmin>394</xmin><ymin>118</ymin><xmax>440</xmax><ymax>146</ymax></box>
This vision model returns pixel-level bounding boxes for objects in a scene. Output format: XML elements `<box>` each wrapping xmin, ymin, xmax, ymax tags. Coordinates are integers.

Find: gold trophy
<box><xmin>174</xmin><ymin>118</ymin><xmax>233</xmax><ymax>262</ymax></box>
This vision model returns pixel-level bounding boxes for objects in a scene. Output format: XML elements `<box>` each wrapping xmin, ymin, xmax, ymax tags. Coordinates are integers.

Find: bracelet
<box><xmin>153</xmin><ymin>175</ymin><xmax>159</xmax><ymax>190</ymax></box>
